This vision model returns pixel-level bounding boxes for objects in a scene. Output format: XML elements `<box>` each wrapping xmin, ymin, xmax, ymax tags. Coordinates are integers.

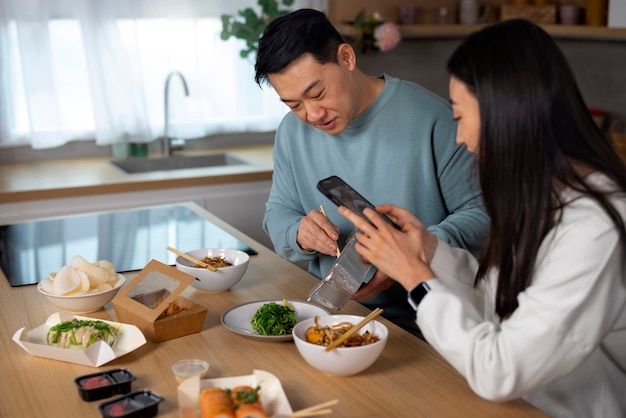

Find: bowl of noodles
<box><xmin>175</xmin><ymin>248</ymin><xmax>249</xmax><ymax>292</ymax></box>
<box><xmin>292</xmin><ymin>314</ymin><xmax>388</xmax><ymax>376</ymax></box>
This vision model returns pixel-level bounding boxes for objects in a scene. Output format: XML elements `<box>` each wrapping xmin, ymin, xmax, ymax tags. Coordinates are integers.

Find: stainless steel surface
<box><xmin>109</xmin><ymin>153</ymin><xmax>250</xmax><ymax>173</ymax></box>
<box><xmin>163</xmin><ymin>71</ymin><xmax>189</xmax><ymax>157</ymax></box>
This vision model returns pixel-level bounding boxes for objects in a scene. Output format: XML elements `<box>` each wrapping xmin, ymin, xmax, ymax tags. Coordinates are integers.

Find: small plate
<box><xmin>221</xmin><ymin>300</ymin><xmax>329</xmax><ymax>341</ymax></box>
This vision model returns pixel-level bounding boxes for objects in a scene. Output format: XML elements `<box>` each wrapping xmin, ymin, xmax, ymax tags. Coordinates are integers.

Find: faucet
<box><xmin>163</xmin><ymin>71</ymin><xmax>189</xmax><ymax>157</ymax></box>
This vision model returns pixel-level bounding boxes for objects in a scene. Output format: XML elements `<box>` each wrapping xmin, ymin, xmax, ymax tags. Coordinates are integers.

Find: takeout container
<box><xmin>177</xmin><ymin>369</ymin><xmax>293</xmax><ymax>417</ymax></box>
<box><xmin>75</xmin><ymin>369</ymin><xmax>136</xmax><ymax>402</ymax></box>
<box><xmin>112</xmin><ymin>259</ymin><xmax>207</xmax><ymax>342</ymax></box>
<box><xmin>98</xmin><ymin>390</ymin><xmax>164</xmax><ymax>418</ymax></box>
<box><xmin>37</xmin><ymin>274</ymin><xmax>126</xmax><ymax>314</ymax></box>
<box><xmin>308</xmin><ymin>229</ymin><xmax>374</xmax><ymax>310</ymax></box>
<box><xmin>175</xmin><ymin>248</ymin><xmax>249</xmax><ymax>292</ymax></box>
<box><xmin>12</xmin><ymin>312</ymin><xmax>146</xmax><ymax>367</ymax></box>
<box><xmin>292</xmin><ymin>314</ymin><xmax>388</xmax><ymax>376</ymax></box>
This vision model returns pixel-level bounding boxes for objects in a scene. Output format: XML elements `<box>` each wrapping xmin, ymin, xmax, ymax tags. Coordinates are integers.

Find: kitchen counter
<box><xmin>0</xmin><ymin>145</ymin><xmax>274</xmax><ymax>204</ymax></box>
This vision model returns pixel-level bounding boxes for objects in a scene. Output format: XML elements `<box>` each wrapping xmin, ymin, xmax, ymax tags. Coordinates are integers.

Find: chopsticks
<box><xmin>291</xmin><ymin>399</ymin><xmax>339</xmax><ymax>418</ymax></box>
<box><xmin>324</xmin><ymin>308</ymin><xmax>384</xmax><ymax>352</ymax></box>
<box><xmin>319</xmin><ymin>204</ymin><xmax>341</xmax><ymax>257</ymax></box>
<box><xmin>166</xmin><ymin>246</ymin><xmax>217</xmax><ymax>272</ymax></box>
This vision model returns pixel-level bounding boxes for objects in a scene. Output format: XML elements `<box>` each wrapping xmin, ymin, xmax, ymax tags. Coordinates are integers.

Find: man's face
<box><xmin>268</xmin><ymin>48</ymin><xmax>359</xmax><ymax>135</ymax></box>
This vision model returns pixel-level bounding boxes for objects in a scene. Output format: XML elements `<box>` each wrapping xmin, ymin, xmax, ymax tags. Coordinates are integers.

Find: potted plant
<box><xmin>220</xmin><ymin>0</ymin><xmax>294</xmax><ymax>59</ymax></box>
<box><xmin>352</xmin><ymin>10</ymin><xmax>402</xmax><ymax>54</ymax></box>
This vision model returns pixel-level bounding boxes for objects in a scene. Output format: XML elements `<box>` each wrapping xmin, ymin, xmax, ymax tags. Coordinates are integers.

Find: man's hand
<box><xmin>352</xmin><ymin>270</ymin><xmax>394</xmax><ymax>301</ymax></box>
<box><xmin>296</xmin><ymin>209</ymin><xmax>340</xmax><ymax>256</ymax></box>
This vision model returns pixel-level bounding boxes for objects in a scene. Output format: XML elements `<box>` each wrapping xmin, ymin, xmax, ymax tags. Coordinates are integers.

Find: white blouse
<box><xmin>419</xmin><ymin>173</ymin><xmax>626</xmax><ymax>417</ymax></box>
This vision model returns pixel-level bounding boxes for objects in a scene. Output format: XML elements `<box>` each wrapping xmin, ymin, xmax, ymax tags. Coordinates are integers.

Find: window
<box><xmin>0</xmin><ymin>1</ymin><xmax>326</xmax><ymax>150</ymax></box>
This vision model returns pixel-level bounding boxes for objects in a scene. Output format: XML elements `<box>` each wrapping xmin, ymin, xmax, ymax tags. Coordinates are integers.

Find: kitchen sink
<box><xmin>110</xmin><ymin>153</ymin><xmax>250</xmax><ymax>173</ymax></box>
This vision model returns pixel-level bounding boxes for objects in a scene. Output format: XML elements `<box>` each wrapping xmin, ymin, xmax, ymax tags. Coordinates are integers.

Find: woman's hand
<box><xmin>338</xmin><ymin>204</ymin><xmax>437</xmax><ymax>291</ymax></box>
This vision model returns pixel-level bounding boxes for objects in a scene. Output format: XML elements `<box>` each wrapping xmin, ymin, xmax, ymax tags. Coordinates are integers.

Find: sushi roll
<box><xmin>199</xmin><ymin>388</ymin><xmax>235</xmax><ymax>418</ymax></box>
<box><xmin>231</xmin><ymin>386</ymin><xmax>267</xmax><ymax>418</ymax></box>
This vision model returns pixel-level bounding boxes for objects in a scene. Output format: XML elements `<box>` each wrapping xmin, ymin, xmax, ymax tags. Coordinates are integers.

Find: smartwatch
<box><xmin>407</xmin><ymin>282</ymin><xmax>431</xmax><ymax>311</ymax></box>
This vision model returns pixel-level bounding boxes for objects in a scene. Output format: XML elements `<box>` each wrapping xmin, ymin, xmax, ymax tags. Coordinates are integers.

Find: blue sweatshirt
<box><xmin>263</xmin><ymin>74</ymin><xmax>489</xmax><ymax>319</ymax></box>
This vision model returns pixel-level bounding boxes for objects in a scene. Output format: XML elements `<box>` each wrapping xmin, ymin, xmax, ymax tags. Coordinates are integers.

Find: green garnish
<box><xmin>46</xmin><ymin>319</ymin><xmax>118</xmax><ymax>348</ymax></box>
<box><xmin>250</xmin><ymin>301</ymin><xmax>296</xmax><ymax>336</ymax></box>
<box><xmin>234</xmin><ymin>386</ymin><xmax>261</xmax><ymax>404</ymax></box>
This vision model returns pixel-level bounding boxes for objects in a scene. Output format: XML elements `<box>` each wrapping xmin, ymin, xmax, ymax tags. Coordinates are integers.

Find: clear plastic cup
<box><xmin>171</xmin><ymin>359</ymin><xmax>209</xmax><ymax>383</ymax></box>
<box><xmin>307</xmin><ymin>229</ymin><xmax>373</xmax><ymax>310</ymax></box>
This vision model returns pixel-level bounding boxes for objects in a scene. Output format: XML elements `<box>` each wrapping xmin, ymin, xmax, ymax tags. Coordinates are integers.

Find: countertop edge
<box><xmin>0</xmin><ymin>171</ymin><xmax>274</xmax><ymax>204</ymax></box>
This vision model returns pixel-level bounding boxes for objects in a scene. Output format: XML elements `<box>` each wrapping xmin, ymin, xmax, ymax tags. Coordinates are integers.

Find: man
<box><xmin>254</xmin><ymin>9</ymin><xmax>489</xmax><ymax>336</ymax></box>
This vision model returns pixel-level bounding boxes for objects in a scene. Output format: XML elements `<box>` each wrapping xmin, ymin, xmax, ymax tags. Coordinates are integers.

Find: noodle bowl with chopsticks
<box><xmin>292</xmin><ymin>313</ymin><xmax>389</xmax><ymax>376</ymax></box>
<box><xmin>305</xmin><ymin>316</ymin><xmax>380</xmax><ymax>347</ymax></box>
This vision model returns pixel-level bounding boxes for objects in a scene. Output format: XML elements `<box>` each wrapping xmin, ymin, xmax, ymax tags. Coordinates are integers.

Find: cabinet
<box><xmin>327</xmin><ymin>0</ymin><xmax>626</xmax><ymax>41</ymax></box>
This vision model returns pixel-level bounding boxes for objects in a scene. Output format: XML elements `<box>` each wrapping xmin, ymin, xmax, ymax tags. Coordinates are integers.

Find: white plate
<box><xmin>220</xmin><ymin>300</ymin><xmax>329</xmax><ymax>341</ymax></box>
<box><xmin>177</xmin><ymin>369</ymin><xmax>292</xmax><ymax>417</ymax></box>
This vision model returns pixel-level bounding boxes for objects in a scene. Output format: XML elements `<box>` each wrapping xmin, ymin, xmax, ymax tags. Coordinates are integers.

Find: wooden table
<box><xmin>0</xmin><ymin>203</ymin><xmax>546</xmax><ymax>417</ymax></box>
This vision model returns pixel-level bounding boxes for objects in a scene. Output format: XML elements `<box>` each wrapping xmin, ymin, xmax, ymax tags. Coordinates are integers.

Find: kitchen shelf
<box><xmin>335</xmin><ymin>23</ymin><xmax>626</xmax><ymax>41</ymax></box>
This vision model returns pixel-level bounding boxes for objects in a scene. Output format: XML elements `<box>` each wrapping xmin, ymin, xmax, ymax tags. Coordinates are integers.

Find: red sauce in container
<box><xmin>79</xmin><ymin>375</ymin><xmax>111</xmax><ymax>389</ymax></box>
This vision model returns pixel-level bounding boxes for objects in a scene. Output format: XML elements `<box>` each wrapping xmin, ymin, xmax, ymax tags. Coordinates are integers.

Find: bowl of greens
<box><xmin>220</xmin><ymin>299</ymin><xmax>329</xmax><ymax>341</ymax></box>
<box><xmin>250</xmin><ymin>300</ymin><xmax>297</xmax><ymax>336</ymax></box>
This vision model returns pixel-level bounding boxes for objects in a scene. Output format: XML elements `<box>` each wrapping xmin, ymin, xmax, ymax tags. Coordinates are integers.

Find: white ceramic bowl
<box><xmin>37</xmin><ymin>274</ymin><xmax>126</xmax><ymax>314</ymax></box>
<box><xmin>175</xmin><ymin>248</ymin><xmax>249</xmax><ymax>292</ymax></box>
<box><xmin>292</xmin><ymin>314</ymin><xmax>388</xmax><ymax>376</ymax></box>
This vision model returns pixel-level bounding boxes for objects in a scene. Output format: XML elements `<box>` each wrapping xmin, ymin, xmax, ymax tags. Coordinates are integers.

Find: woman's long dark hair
<box><xmin>447</xmin><ymin>19</ymin><xmax>626</xmax><ymax>320</ymax></box>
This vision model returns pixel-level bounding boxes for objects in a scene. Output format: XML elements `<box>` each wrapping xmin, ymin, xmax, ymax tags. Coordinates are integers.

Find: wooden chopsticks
<box><xmin>166</xmin><ymin>246</ymin><xmax>217</xmax><ymax>272</ymax></box>
<box><xmin>324</xmin><ymin>308</ymin><xmax>384</xmax><ymax>352</ymax></box>
<box><xmin>291</xmin><ymin>399</ymin><xmax>339</xmax><ymax>418</ymax></box>
<box><xmin>319</xmin><ymin>204</ymin><xmax>341</xmax><ymax>257</ymax></box>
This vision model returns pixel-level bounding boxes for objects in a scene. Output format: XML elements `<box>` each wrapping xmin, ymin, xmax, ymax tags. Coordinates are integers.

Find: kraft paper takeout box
<box><xmin>112</xmin><ymin>259</ymin><xmax>207</xmax><ymax>342</ymax></box>
<box><xmin>12</xmin><ymin>312</ymin><xmax>146</xmax><ymax>367</ymax></box>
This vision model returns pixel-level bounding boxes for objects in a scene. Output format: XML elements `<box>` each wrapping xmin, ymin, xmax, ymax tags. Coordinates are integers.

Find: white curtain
<box><xmin>0</xmin><ymin>0</ymin><xmax>327</xmax><ymax>149</ymax></box>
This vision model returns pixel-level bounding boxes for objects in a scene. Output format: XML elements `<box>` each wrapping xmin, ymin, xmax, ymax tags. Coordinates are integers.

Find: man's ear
<box><xmin>337</xmin><ymin>43</ymin><xmax>356</xmax><ymax>71</ymax></box>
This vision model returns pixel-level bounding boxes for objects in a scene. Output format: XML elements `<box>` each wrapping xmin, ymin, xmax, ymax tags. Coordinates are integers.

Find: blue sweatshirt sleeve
<box><xmin>426</xmin><ymin>115</ymin><xmax>489</xmax><ymax>258</ymax></box>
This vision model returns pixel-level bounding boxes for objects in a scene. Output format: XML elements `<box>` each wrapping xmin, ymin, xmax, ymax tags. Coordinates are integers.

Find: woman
<box><xmin>339</xmin><ymin>19</ymin><xmax>626</xmax><ymax>417</ymax></box>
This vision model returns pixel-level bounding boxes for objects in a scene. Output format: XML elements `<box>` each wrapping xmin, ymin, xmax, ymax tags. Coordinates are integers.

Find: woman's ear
<box><xmin>337</xmin><ymin>43</ymin><xmax>357</xmax><ymax>71</ymax></box>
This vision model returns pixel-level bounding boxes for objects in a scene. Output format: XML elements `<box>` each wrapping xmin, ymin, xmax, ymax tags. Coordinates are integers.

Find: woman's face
<box><xmin>449</xmin><ymin>75</ymin><xmax>480</xmax><ymax>154</ymax></box>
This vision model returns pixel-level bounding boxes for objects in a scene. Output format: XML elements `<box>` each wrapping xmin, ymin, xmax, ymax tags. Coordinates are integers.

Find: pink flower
<box><xmin>374</xmin><ymin>22</ymin><xmax>402</xmax><ymax>52</ymax></box>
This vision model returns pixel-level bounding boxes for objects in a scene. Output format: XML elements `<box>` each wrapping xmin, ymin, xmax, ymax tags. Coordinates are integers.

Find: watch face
<box><xmin>408</xmin><ymin>282</ymin><xmax>430</xmax><ymax>310</ymax></box>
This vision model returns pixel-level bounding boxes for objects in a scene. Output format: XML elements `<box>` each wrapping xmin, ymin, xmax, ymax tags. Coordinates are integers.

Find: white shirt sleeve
<box><xmin>418</xmin><ymin>194</ymin><xmax>626</xmax><ymax>402</ymax></box>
